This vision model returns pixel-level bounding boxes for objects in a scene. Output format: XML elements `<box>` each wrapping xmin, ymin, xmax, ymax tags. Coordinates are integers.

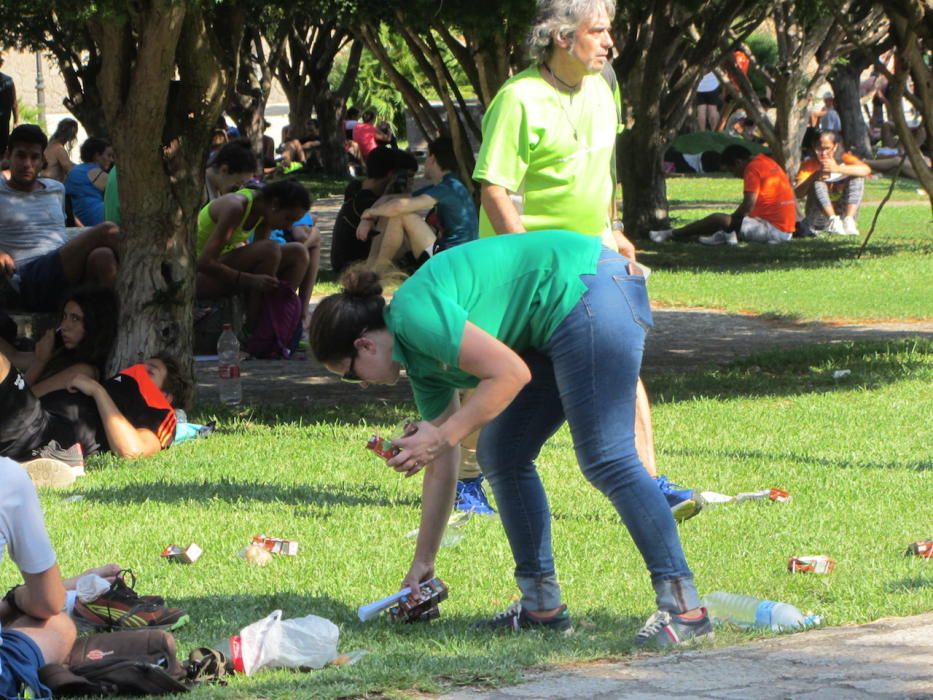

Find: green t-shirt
<box><xmin>384</xmin><ymin>230</ymin><xmax>602</xmax><ymax>420</ymax></box>
<box><xmin>473</xmin><ymin>65</ymin><xmax>619</xmax><ymax>237</ymax></box>
<box><xmin>195</xmin><ymin>188</ymin><xmax>260</xmax><ymax>257</ymax></box>
<box><xmin>103</xmin><ymin>165</ymin><xmax>120</xmax><ymax>225</ymax></box>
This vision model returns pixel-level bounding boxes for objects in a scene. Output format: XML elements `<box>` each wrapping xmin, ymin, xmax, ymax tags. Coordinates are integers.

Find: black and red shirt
<box><xmin>40</xmin><ymin>364</ymin><xmax>176</xmax><ymax>456</ymax></box>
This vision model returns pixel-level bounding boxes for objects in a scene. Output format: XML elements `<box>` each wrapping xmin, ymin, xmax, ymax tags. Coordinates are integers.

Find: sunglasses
<box><xmin>340</xmin><ymin>328</ymin><xmax>368</xmax><ymax>384</ymax></box>
<box><xmin>342</xmin><ymin>354</ymin><xmax>362</xmax><ymax>383</ymax></box>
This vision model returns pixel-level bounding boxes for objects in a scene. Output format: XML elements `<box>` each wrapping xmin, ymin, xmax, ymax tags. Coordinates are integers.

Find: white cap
<box><xmin>822</xmin><ymin>91</ymin><xmax>833</xmax><ymax>100</ymax></box>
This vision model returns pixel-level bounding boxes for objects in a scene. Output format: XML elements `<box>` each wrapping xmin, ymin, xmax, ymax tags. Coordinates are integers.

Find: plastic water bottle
<box><xmin>217</xmin><ymin>324</ymin><xmax>242</xmax><ymax>405</ymax></box>
<box><xmin>702</xmin><ymin>591</ymin><xmax>820</xmax><ymax>631</ymax></box>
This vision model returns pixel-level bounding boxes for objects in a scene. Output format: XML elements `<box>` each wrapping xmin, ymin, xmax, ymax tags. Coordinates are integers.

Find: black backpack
<box><xmin>38</xmin><ymin>630</ymin><xmax>227</xmax><ymax>697</ymax></box>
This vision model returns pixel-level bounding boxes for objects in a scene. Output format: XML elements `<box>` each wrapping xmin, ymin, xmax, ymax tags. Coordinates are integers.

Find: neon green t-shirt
<box><xmin>195</xmin><ymin>188</ymin><xmax>261</xmax><ymax>257</ymax></box>
<box><xmin>384</xmin><ymin>230</ymin><xmax>602</xmax><ymax>420</ymax></box>
<box><xmin>473</xmin><ymin>65</ymin><xmax>619</xmax><ymax>237</ymax></box>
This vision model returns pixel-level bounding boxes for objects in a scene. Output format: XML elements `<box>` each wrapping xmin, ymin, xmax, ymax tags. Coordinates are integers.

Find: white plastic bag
<box><xmin>75</xmin><ymin>574</ymin><xmax>113</xmax><ymax>602</ymax></box>
<box><xmin>235</xmin><ymin>610</ymin><xmax>339</xmax><ymax>675</ymax></box>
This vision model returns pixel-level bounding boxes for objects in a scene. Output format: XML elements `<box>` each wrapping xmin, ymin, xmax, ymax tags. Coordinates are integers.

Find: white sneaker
<box><xmin>698</xmin><ymin>230</ymin><xmax>738</xmax><ymax>246</ymax></box>
<box><xmin>842</xmin><ymin>216</ymin><xmax>860</xmax><ymax>236</ymax></box>
<box><xmin>21</xmin><ymin>458</ymin><xmax>77</xmax><ymax>489</ymax></box>
<box><xmin>649</xmin><ymin>229</ymin><xmax>673</xmax><ymax>243</ymax></box>
<box><xmin>823</xmin><ymin>215</ymin><xmax>847</xmax><ymax>235</ymax></box>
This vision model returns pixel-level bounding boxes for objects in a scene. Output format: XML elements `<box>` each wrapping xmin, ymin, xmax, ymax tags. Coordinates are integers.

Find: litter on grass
<box><xmin>701</xmin><ymin>487</ymin><xmax>790</xmax><ymax>506</ymax></box>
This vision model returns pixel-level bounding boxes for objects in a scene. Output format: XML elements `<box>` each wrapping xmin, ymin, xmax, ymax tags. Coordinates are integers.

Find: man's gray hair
<box><xmin>527</xmin><ymin>0</ymin><xmax>616</xmax><ymax>64</ymax></box>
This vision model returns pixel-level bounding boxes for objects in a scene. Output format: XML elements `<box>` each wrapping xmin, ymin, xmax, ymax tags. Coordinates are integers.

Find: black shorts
<box><xmin>18</xmin><ymin>248</ymin><xmax>68</xmax><ymax>312</ymax></box>
<box><xmin>0</xmin><ymin>366</ymin><xmax>54</xmax><ymax>459</ymax></box>
<box><xmin>697</xmin><ymin>89</ymin><xmax>723</xmax><ymax>108</ymax></box>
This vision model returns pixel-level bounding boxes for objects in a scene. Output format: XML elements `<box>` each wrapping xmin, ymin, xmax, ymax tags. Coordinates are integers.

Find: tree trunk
<box><xmin>90</xmin><ymin>2</ymin><xmax>234</xmax><ymax>406</ymax></box>
<box><xmin>829</xmin><ymin>52</ymin><xmax>873</xmax><ymax>157</ymax></box>
<box><xmin>618</xmin><ymin>118</ymin><xmax>669</xmax><ymax>236</ymax></box>
<box><xmin>313</xmin><ymin>39</ymin><xmax>362</xmax><ymax>178</ymax></box>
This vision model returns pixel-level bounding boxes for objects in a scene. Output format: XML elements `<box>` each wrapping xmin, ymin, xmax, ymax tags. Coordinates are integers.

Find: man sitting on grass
<box><xmin>356</xmin><ymin>136</ymin><xmax>478</xmax><ymax>267</ymax></box>
<box><xmin>0</xmin><ymin>456</ymin><xmax>77</xmax><ymax>699</ymax></box>
<box><xmin>649</xmin><ymin>144</ymin><xmax>796</xmax><ymax>246</ymax></box>
<box><xmin>0</xmin><ymin>349</ymin><xmax>187</xmax><ymax>486</ymax></box>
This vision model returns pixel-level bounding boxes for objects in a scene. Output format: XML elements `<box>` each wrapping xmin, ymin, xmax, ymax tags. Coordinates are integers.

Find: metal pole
<box><xmin>35</xmin><ymin>53</ymin><xmax>46</xmax><ymax>131</ymax></box>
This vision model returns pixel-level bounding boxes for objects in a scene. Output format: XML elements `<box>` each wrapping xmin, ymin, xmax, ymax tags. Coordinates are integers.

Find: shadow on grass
<box><xmin>648</xmin><ymin>339</ymin><xmax>932</xmax><ymax>406</ymax></box>
<box><xmin>664</xmin><ymin>445</ymin><xmax>930</xmax><ymax>472</ymax></box>
<box><xmin>638</xmin><ymin>236</ymin><xmax>928</xmax><ymax>276</ymax></box>
<box><xmin>76</xmin><ymin>477</ymin><xmax>421</xmax><ymax>508</ymax></box>
<box><xmin>886</xmin><ymin>576</ymin><xmax>933</xmax><ymax>593</ymax></box>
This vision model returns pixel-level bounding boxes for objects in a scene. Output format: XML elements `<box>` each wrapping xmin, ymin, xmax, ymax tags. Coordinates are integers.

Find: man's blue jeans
<box><xmin>477</xmin><ymin>248</ymin><xmax>700</xmax><ymax>614</ymax></box>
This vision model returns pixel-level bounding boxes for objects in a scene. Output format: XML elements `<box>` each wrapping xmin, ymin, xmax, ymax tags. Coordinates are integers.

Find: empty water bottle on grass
<box><xmin>702</xmin><ymin>591</ymin><xmax>820</xmax><ymax>631</ymax></box>
<box><xmin>217</xmin><ymin>324</ymin><xmax>242</xmax><ymax>405</ymax></box>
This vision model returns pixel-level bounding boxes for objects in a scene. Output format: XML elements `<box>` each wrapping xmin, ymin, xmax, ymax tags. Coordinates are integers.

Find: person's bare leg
<box><xmin>697</xmin><ymin>105</ymin><xmax>708</xmax><ymax>131</ymax></box>
<box><xmin>634</xmin><ymin>378</ymin><xmax>657</xmax><ymax>478</ymax></box>
<box><xmin>708</xmin><ymin>105</ymin><xmax>721</xmax><ymax>132</ymax></box>
<box><xmin>9</xmin><ymin>611</ymin><xmax>77</xmax><ymax>665</ymax></box>
<box><xmin>671</xmin><ymin>212</ymin><xmax>733</xmax><ymax>241</ymax></box>
<box><xmin>367</xmin><ymin>215</ymin><xmax>405</xmax><ymax>264</ymax></box>
<box><xmin>277</xmin><ymin>242</ymin><xmax>310</xmax><ymax>290</ymax></box>
<box><xmin>400</xmin><ymin>213</ymin><xmax>436</xmax><ymax>258</ymax></box>
<box><xmin>83</xmin><ymin>247</ymin><xmax>118</xmax><ymax>288</ymax></box>
<box><xmin>299</xmin><ymin>232</ymin><xmax>321</xmax><ymax>328</ymax></box>
<box><xmin>56</xmin><ymin>222</ymin><xmax>121</xmax><ymax>285</ymax></box>
<box><xmin>196</xmin><ymin>240</ymin><xmax>281</xmax><ymax>329</ymax></box>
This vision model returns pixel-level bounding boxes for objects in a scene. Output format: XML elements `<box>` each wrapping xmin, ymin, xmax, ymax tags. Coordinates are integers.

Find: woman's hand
<box><xmin>67</xmin><ymin>374</ymin><xmax>100</xmax><ymax>396</ymax></box>
<box><xmin>389</xmin><ymin>421</ymin><xmax>449</xmax><ymax>477</ymax></box>
<box><xmin>401</xmin><ymin>559</ymin><xmax>435</xmax><ymax>598</ymax></box>
<box><xmin>35</xmin><ymin>329</ymin><xmax>56</xmax><ymax>364</ymax></box>
<box><xmin>244</xmin><ymin>272</ymin><xmax>279</xmax><ymax>293</ymax></box>
<box><xmin>356</xmin><ymin>217</ymin><xmax>375</xmax><ymax>242</ymax></box>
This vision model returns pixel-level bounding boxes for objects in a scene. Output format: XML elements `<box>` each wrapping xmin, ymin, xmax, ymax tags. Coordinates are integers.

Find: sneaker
<box><xmin>842</xmin><ymin>216</ymin><xmax>860</xmax><ymax>236</ymax></box>
<box><xmin>73</xmin><ymin>570</ymin><xmax>187</xmax><ymax>632</ymax></box>
<box><xmin>21</xmin><ymin>457</ymin><xmax>77</xmax><ymax>489</ymax></box>
<box><xmin>30</xmin><ymin>440</ymin><xmax>85</xmax><ymax>477</ymax></box>
<box><xmin>634</xmin><ymin>609</ymin><xmax>714</xmax><ymax>647</ymax></box>
<box><xmin>649</xmin><ymin>229</ymin><xmax>673</xmax><ymax>243</ymax></box>
<box><xmin>472</xmin><ymin>602</ymin><xmax>573</xmax><ymax>633</ymax></box>
<box><xmin>455</xmin><ymin>476</ymin><xmax>496</xmax><ymax>515</ymax></box>
<box><xmin>656</xmin><ymin>475</ymin><xmax>704</xmax><ymax>523</ymax></box>
<box><xmin>823</xmin><ymin>215</ymin><xmax>847</xmax><ymax>235</ymax></box>
<box><xmin>698</xmin><ymin>230</ymin><xmax>738</xmax><ymax>246</ymax></box>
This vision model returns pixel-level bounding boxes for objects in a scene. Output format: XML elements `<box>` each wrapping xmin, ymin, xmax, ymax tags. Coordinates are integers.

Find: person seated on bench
<box><xmin>0</xmin><ymin>349</ymin><xmax>186</xmax><ymax>465</ymax></box>
<box><xmin>0</xmin><ymin>287</ymin><xmax>117</xmax><ymax>398</ymax></box>
<box><xmin>357</xmin><ymin>136</ymin><xmax>479</xmax><ymax>268</ymax></box>
<box><xmin>0</xmin><ymin>125</ymin><xmax>120</xmax><ymax>313</ymax></box>
<box><xmin>64</xmin><ymin>137</ymin><xmax>113</xmax><ymax>226</ymax></box>
<box><xmin>41</xmin><ymin>118</ymin><xmax>79</xmax><ymax>183</ymax></box>
<box><xmin>195</xmin><ymin>180</ymin><xmax>312</xmax><ymax>331</ymax></box>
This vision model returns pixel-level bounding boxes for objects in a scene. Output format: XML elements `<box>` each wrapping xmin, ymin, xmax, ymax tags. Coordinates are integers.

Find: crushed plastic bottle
<box><xmin>702</xmin><ymin>591</ymin><xmax>821</xmax><ymax>631</ymax></box>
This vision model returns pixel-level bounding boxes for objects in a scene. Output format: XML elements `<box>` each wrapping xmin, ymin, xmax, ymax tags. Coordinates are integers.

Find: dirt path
<box><xmin>194</xmin><ymin>306</ymin><xmax>931</xmax><ymax>407</ymax></box>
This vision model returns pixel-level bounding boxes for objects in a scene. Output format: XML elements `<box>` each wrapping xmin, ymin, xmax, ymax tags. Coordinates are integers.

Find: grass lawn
<box><xmin>6</xmin><ymin>339</ymin><xmax>930</xmax><ymax>698</ymax></box>
<box><xmin>640</xmin><ymin>177</ymin><xmax>932</xmax><ymax>322</ymax></box>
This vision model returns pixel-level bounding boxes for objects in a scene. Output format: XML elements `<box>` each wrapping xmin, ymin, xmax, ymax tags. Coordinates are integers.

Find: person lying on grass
<box><xmin>308</xmin><ymin>230</ymin><xmax>712</xmax><ymax>648</ymax></box>
<box><xmin>0</xmin><ymin>348</ymin><xmax>186</xmax><ymax>470</ymax></box>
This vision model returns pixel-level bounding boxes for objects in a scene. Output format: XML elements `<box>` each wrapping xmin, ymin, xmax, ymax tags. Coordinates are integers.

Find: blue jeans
<box><xmin>477</xmin><ymin>248</ymin><xmax>700</xmax><ymax>614</ymax></box>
